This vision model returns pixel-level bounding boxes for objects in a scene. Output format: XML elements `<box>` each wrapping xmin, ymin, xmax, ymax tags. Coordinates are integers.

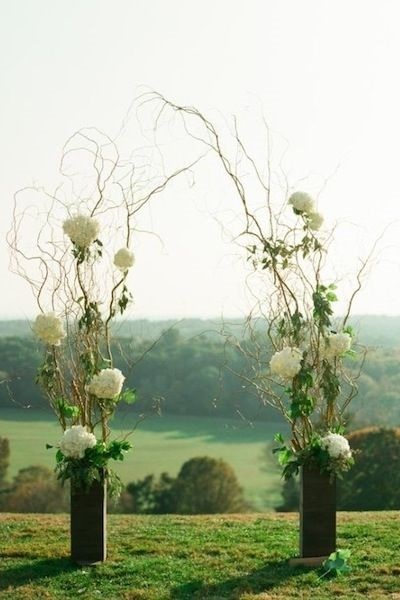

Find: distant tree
<box><xmin>121</xmin><ymin>473</ymin><xmax>175</xmax><ymax>514</ymax></box>
<box><xmin>121</xmin><ymin>456</ymin><xmax>247</xmax><ymax>514</ymax></box>
<box><xmin>170</xmin><ymin>456</ymin><xmax>247</xmax><ymax>514</ymax></box>
<box><xmin>276</xmin><ymin>427</ymin><xmax>400</xmax><ymax>512</ymax></box>
<box><xmin>0</xmin><ymin>438</ymin><xmax>9</xmax><ymax>486</ymax></box>
<box><xmin>0</xmin><ymin>438</ymin><xmax>10</xmax><ymax>510</ymax></box>
<box><xmin>123</xmin><ymin>474</ymin><xmax>156</xmax><ymax>513</ymax></box>
<box><xmin>3</xmin><ymin>465</ymin><xmax>69</xmax><ymax>513</ymax></box>
<box><xmin>275</xmin><ymin>476</ymin><xmax>299</xmax><ymax>512</ymax></box>
<box><xmin>0</xmin><ymin>337</ymin><xmax>42</xmax><ymax>409</ymax></box>
<box><xmin>338</xmin><ymin>427</ymin><xmax>400</xmax><ymax>510</ymax></box>
<box><xmin>6</xmin><ymin>325</ymin><xmax>400</xmax><ymax>426</ymax></box>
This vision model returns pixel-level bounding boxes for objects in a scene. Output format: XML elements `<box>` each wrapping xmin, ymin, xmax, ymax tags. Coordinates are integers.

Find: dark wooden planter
<box><xmin>299</xmin><ymin>466</ymin><xmax>336</xmax><ymax>559</ymax></box>
<box><xmin>70</xmin><ymin>478</ymin><xmax>107</xmax><ymax>565</ymax></box>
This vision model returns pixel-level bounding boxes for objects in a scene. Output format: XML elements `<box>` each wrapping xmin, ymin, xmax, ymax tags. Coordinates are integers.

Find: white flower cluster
<box><xmin>308</xmin><ymin>211</ymin><xmax>324</xmax><ymax>231</ymax></box>
<box><xmin>289</xmin><ymin>191</ymin><xmax>315</xmax><ymax>214</ymax></box>
<box><xmin>270</xmin><ymin>346</ymin><xmax>303</xmax><ymax>379</ymax></box>
<box><xmin>114</xmin><ymin>248</ymin><xmax>135</xmax><ymax>271</ymax></box>
<box><xmin>288</xmin><ymin>191</ymin><xmax>324</xmax><ymax>231</ymax></box>
<box><xmin>324</xmin><ymin>332</ymin><xmax>351</xmax><ymax>360</ymax></box>
<box><xmin>63</xmin><ymin>214</ymin><xmax>100</xmax><ymax>248</ymax></box>
<box><xmin>88</xmin><ymin>368</ymin><xmax>125</xmax><ymax>399</ymax></box>
<box><xmin>59</xmin><ymin>425</ymin><xmax>97</xmax><ymax>459</ymax></box>
<box><xmin>321</xmin><ymin>432</ymin><xmax>352</xmax><ymax>460</ymax></box>
<box><xmin>32</xmin><ymin>313</ymin><xmax>66</xmax><ymax>346</ymax></box>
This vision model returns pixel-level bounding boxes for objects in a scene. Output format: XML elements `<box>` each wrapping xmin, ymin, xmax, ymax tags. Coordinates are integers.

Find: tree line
<box><xmin>1</xmin><ymin>326</ymin><xmax>400</xmax><ymax>426</ymax></box>
<box><xmin>0</xmin><ymin>329</ymin><xmax>275</xmax><ymax>421</ymax></box>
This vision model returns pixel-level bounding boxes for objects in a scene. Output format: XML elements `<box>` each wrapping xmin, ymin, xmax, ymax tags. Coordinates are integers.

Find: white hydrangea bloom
<box><xmin>308</xmin><ymin>212</ymin><xmax>324</xmax><ymax>231</ymax></box>
<box><xmin>59</xmin><ymin>425</ymin><xmax>97</xmax><ymax>459</ymax></box>
<box><xmin>63</xmin><ymin>214</ymin><xmax>100</xmax><ymax>248</ymax></box>
<box><xmin>270</xmin><ymin>346</ymin><xmax>303</xmax><ymax>379</ymax></box>
<box><xmin>88</xmin><ymin>368</ymin><xmax>125</xmax><ymax>399</ymax></box>
<box><xmin>114</xmin><ymin>248</ymin><xmax>135</xmax><ymax>271</ymax></box>
<box><xmin>324</xmin><ymin>332</ymin><xmax>351</xmax><ymax>360</ymax></box>
<box><xmin>32</xmin><ymin>313</ymin><xmax>66</xmax><ymax>346</ymax></box>
<box><xmin>321</xmin><ymin>432</ymin><xmax>352</xmax><ymax>459</ymax></box>
<box><xmin>288</xmin><ymin>192</ymin><xmax>315</xmax><ymax>215</ymax></box>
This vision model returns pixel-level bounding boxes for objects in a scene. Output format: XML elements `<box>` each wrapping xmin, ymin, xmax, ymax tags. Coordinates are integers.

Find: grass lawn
<box><xmin>0</xmin><ymin>409</ymin><xmax>285</xmax><ymax>510</ymax></box>
<box><xmin>0</xmin><ymin>512</ymin><xmax>399</xmax><ymax>599</ymax></box>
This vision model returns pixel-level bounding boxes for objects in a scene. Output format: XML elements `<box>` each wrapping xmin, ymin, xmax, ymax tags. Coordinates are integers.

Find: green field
<box><xmin>0</xmin><ymin>409</ymin><xmax>286</xmax><ymax>510</ymax></box>
<box><xmin>1</xmin><ymin>512</ymin><xmax>399</xmax><ymax>599</ymax></box>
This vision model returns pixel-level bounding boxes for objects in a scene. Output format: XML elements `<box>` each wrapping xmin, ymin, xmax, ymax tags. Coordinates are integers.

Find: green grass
<box><xmin>0</xmin><ymin>512</ymin><xmax>399</xmax><ymax>599</ymax></box>
<box><xmin>0</xmin><ymin>409</ymin><xmax>285</xmax><ymax>510</ymax></box>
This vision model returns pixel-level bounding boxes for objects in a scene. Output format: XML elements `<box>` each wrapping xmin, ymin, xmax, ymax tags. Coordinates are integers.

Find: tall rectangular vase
<box><xmin>70</xmin><ymin>478</ymin><xmax>107</xmax><ymax>564</ymax></box>
<box><xmin>300</xmin><ymin>467</ymin><xmax>336</xmax><ymax>558</ymax></box>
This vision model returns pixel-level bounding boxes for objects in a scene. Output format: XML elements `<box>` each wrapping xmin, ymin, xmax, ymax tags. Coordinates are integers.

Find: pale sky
<box><xmin>2</xmin><ymin>0</ymin><xmax>400</xmax><ymax>320</ymax></box>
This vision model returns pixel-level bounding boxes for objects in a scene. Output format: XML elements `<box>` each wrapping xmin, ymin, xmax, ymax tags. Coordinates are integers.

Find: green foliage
<box><xmin>259</xmin><ymin>204</ymin><xmax>355</xmax><ymax>476</ymax></box>
<box><xmin>320</xmin><ymin>360</ymin><xmax>341</xmax><ymax>404</ymax></box>
<box><xmin>171</xmin><ymin>456</ymin><xmax>247</xmax><ymax>514</ymax></box>
<box><xmin>78</xmin><ymin>300</ymin><xmax>103</xmax><ymax>331</ymax></box>
<box><xmin>8</xmin><ymin>322</ymin><xmax>400</xmax><ymax>427</ymax></box>
<box><xmin>312</xmin><ymin>283</ymin><xmax>337</xmax><ymax>329</ymax></box>
<box><xmin>321</xmin><ymin>550</ymin><xmax>351</xmax><ymax>578</ymax></box>
<box><xmin>2</xmin><ymin>465</ymin><xmax>69</xmax><ymax>513</ymax></box>
<box><xmin>79</xmin><ymin>349</ymin><xmax>98</xmax><ymax>382</ymax></box>
<box><xmin>0</xmin><ymin>330</ymin><xmax>276</xmax><ymax>421</ymax></box>
<box><xmin>56</xmin><ymin>398</ymin><xmax>80</xmax><ymax>419</ymax></box>
<box><xmin>119</xmin><ymin>387</ymin><xmax>137</xmax><ymax>404</ymax></box>
<box><xmin>118</xmin><ymin>285</ymin><xmax>133</xmax><ymax>315</ymax></box>
<box><xmin>0</xmin><ymin>437</ymin><xmax>9</xmax><ymax>486</ymax></box>
<box><xmin>35</xmin><ymin>352</ymin><xmax>58</xmax><ymax>391</ymax></box>
<box><xmin>288</xmin><ymin>363</ymin><xmax>315</xmax><ymax>418</ymax></box>
<box><xmin>55</xmin><ymin>440</ymin><xmax>132</xmax><ymax>497</ymax></box>
<box><xmin>272</xmin><ymin>433</ymin><xmax>298</xmax><ymax>479</ymax></box>
<box><xmin>123</xmin><ymin>456</ymin><xmax>247</xmax><ymax>515</ymax></box>
<box><xmin>275</xmin><ymin>475</ymin><xmax>299</xmax><ymax>512</ymax></box>
<box><xmin>277</xmin><ymin>428</ymin><xmax>400</xmax><ymax>512</ymax></box>
<box><xmin>276</xmin><ymin>476</ymin><xmax>300</xmax><ymax>511</ymax></box>
<box><xmin>72</xmin><ymin>239</ymin><xmax>103</xmax><ymax>264</ymax></box>
<box><xmin>339</xmin><ymin>427</ymin><xmax>400</xmax><ymax>510</ymax></box>
<box><xmin>268</xmin><ymin>277</ymin><xmax>356</xmax><ymax>476</ymax></box>
<box><xmin>122</xmin><ymin>472</ymin><xmax>176</xmax><ymax>514</ymax></box>
<box><xmin>273</xmin><ymin>432</ymin><xmax>353</xmax><ymax>482</ymax></box>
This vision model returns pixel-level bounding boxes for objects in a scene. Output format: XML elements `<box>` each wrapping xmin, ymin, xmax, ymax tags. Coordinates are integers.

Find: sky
<box><xmin>2</xmin><ymin>0</ymin><xmax>400</xmax><ymax>320</ymax></box>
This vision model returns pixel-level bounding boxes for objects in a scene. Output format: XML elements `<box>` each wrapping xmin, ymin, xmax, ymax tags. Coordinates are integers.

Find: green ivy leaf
<box><xmin>321</xmin><ymin>549</ymin><xmax>351</xmax><ymax>577</ymax></box>
<box><xmin>343</xmin><ymin>325</ymin><xmax>355</xmax><ymax>338</ymax></box>
<box><xmin>119</xmin><ymin>388</ymin><xmax>137</xmax><ymax>404</ymax></box>
<box><xmin>344</xmin><ymin>349</ymin><xmax>357</xmax><ymax>360</ymax></box>
<box><xmin>277</xmin><ymin>448</ymin><xmax>293</xmax><ymax>466</ymax></box>
<box><xmin>282</xmin><ymin>461</ymin><xmax>299</xmax><ymax>479</ymax></box>
<box><xmin>326</xmin><ymin>291</ymin><xmax>338</xmax><ymax>302</ymax></box>
<box><xmin>56</xmin><ymin>449</ymin><xmax>64</xmax><ymax>463</ymax></box>
<box><xmin>56</xmin><ymin>397</ymin><xmax>81</xmax><ymax>419</ymax></box>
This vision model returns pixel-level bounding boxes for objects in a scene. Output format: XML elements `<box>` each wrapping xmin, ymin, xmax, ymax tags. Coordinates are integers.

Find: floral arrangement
<box><xmin>264</xmin><ymin>192</ymin><xmax>358</xmax><ymax>479</ymax></box>
<box><xmin>36</xmin><ymin>213</ymin><xmax>136</xmax><ymax>494</ymax></box>
<box><xmin>9</xmin><ymin>126</ymin><xmax>189</xmax><ymax>496</ymax></box>
<box><xmin>152</xmin><ymin>96</ymin><xmax>365</xmax><ymax>481</ymax></box>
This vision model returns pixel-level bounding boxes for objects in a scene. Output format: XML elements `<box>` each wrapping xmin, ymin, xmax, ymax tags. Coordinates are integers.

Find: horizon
<box><xmin>2</xmin><ymin>313</ymin><xmax>400</xmax><ymax>323</ymax></box>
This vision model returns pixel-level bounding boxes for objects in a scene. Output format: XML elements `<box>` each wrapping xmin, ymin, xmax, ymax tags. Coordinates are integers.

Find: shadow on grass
<box><xmin>0</xmin><ymin>407</ymin><xmax>286</xmax><ymax>444</ymax></box>
<box><xmin>170</xmin><ymin>559</ymin><xmax>309</xmax><ymax>599</ymax></box>
<box><xmin>113</xmin><ymin>412</ymin><xmax>285</xmax><ymax>445</ymax></box>
<box><xmin>0</xmin><ymin>556</ymin><xmax>79</xmax><ymax>590</ymax></box>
